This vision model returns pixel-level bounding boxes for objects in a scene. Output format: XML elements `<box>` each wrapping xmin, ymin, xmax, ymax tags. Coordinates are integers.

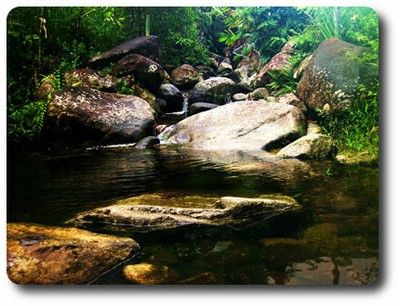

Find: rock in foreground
<box><xmin>159</xmin><ymin>101</ymin><xmax>306</xmax><ymax>151</ymax></box>
<box><xmin>68</xmin><ymin>194</ymin><xmax>302</xmax><ymax>236</ymax></box>
<box><xmin>7</xmin><ymin>223</ymin><xmax>140</xmax><ymax>284</ymax></box>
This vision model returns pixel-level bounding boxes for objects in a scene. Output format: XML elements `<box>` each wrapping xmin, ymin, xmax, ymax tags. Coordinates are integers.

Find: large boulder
<box><xmin>254</xmin><ymin>41</ymin><xmax>295</xmax><ymax>88</ymax></box>
<box><xmin>171</xmin><ymin>64</ymin><xmax>202</xmax><ymax>90</ymax></box>
<box><xmin>68</xmin><ymin>193</ymin><xmax>302</xmax><ymax>236</ymax></box>
<box><xmin>45</xmin><ymin>87</ymin><xmax>156</xmax><ymax>147</ymax></box>
<box><xmin>111</xmin><ymin>54</ymin><xmax>166</xmax><ymax>92</ymax></box>
<box><xmin>159</xmin><ymin>101</ymin><xmax>306</xmax><ymax>151</ymax></box>
<box><xmin>297</xmin><ymin>38</ymin><xmax>378</xmax><ymax>114</ymax></box>
<box><xmin>88</xmin><ymin>35</ymin><xmax>161</xmax><ymax>69</ymax></box>
<box><xmin>6</xmin><ymin>223</ymin><xmax>140</xmax><ymax>284</ymax></box>
<box><xmin>190</xmin><ymin>77</ymin><xmax>241</xmax><ymax>105</ymax></box>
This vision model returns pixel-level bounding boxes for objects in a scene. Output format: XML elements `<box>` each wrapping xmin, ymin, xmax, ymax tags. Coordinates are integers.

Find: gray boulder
<box><xmin>7</xmin><ymin>223</ymin><xmax>139</xmax><ymax>284</ymax></box>
<box><xmin>251</xmin><ymin>87</ymin><xmax>270</xmax><ymax>100</ymax></box>
<box><xmin>277</xmin><ymin>134</ymin><xmax>335</xmax><ymax>159</ymax></box>
<box><xmin>190</xmin><ymin>77</ymin><xmax>241</xmax><ymax>105</ymax></box>
<box><xmin>45</xmin><ymin>87</ymin><xmax>156</xmax><ymax>147</ymax></box>
<box><xmin>159</xmin><ymin>101</ymin><xmax>306</xmax><ymax>151</ymax></box>
<box><xmin>88</xmin><ymin>35</ymin><xmax>161</xmax><ymax>69</ymax></box>
<box><xmin>297</xmin><ymin>38</ymin><xmax>378</xmax><ymax>114</ymax></box>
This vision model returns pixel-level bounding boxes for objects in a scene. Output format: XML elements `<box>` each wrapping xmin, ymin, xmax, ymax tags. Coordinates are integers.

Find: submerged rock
<box><xmin>68</xmin><ymin>194</ymin><xmax>302</xmax><ymax>235</ymax></box>
<box><xmin>336</xmin><ymin>150</ymin><xmax>378</xmax><ymax>166</ymax></box>
<box><xmin>159</xmin><ymin>101</ymin><xmax>306</xmax><ymax>151</ymax></box>
<box><xmin>123</xmin><ymin>262</ymin><xmax>178</xmax><ymax>284</ymax></box>
<box><xmin>7</xmin><ymin>223</ymin><xmax>140</xmax><ymax>284</ymax></box>
<box><xmin>178</xmin><ymin>271</ymin><xmax>223</xmax><ymax>284</ymax></box>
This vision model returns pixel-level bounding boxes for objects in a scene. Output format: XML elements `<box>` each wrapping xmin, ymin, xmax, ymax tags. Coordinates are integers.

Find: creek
<box><xmin>7</xmin><ymin>146</ymin><xmax>379</xmax><ymax>285</ymax></box>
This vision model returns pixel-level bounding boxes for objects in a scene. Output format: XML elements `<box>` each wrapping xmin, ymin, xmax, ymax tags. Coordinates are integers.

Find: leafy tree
<box><xmin>213</xmin><ymin>7</ymin><xmax>310</xmax><ymax>62</ymax></box>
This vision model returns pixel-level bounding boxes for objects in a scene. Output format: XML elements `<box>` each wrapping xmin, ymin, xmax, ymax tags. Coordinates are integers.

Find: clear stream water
<box><xmin>7</xmin><ymin>147</ymin><xmax>379</xmax><ymax>285</ymax></box>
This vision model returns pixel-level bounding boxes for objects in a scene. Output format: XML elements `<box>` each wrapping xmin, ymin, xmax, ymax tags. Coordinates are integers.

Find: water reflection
<box><xmin>7</xmin><ymin>147</ymin><xmax>379</xmax><ymax>284</ymax></box>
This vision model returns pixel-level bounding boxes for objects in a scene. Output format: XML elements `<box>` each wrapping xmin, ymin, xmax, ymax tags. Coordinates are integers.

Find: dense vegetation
<box><xmin>7</xmin><ymin>7</ymin><xmax>379</xmax><ymax>157</ymax></box>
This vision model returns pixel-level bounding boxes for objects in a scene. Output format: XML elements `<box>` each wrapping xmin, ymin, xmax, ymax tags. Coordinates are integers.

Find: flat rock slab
<box><xmin>7</xmin><ymin>223</ymin><xmax>140</xmax><ymax>284</ymax></box>
<box><xmin>68</xmin><ymin>194</ymin><xmax>301</xmax><ymax>235</ymax></box>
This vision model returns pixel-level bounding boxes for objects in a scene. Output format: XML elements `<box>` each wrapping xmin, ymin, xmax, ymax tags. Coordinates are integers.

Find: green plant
<box><xmin>8</xmin><ymin>95</ymin><xmax>51</xmax><ymax>143</ymax></box>
<box><xmin>115</xmin><ymin>79</ymin><xmax>134</xmax><ymax>95</ymax></box>
<box><xmin>317</xmin><ymin>83</ymin><xmax>379</xmax><ymax>157</ymax></box>
<box><xmin>266</xmin><ymin>67</ymin><xmax>298</xmax><ymax>95</ymax></box>
<box><xmin>213</xmin><ymin>7</ymin><xmax>310</xmax><ymax>63</ymax></box>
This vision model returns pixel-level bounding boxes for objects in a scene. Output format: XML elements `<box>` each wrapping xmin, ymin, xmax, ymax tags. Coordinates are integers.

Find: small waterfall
<box><xmin>165</xmin><ymin>92</ymin><xmax>189</xmax><ymax>116</ymax></box>
<box><xmin>160</xmin><ymin>92</ymin><xmax>190</xmax><ymax>125</ymax></box>
<box><xmin>182</xmin><ymin>92</ymin><xmax>189</xmax><ymax>115</ymax></box>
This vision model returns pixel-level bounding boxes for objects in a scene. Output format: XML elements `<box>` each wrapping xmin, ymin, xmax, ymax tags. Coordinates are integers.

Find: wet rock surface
<box><xmin>68</xmin><ymin>194</ymin><xmax>302</xmax><ymax>235</ymax></box>
<box><xmin>7</xmin><ymin>223</ymin><xmax>140</xmax><ymax>284</ymax></box>
<box><xmin>123</xmin><ymin>262</ymin><xmax>178</xmax><ymax>284</ymax></box>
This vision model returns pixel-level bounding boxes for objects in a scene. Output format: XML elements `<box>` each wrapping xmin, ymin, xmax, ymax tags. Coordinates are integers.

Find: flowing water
<box><xmin>7</xmin><ymin>146</ymin><xmax>379</xmax><ymax>285</ymax></box>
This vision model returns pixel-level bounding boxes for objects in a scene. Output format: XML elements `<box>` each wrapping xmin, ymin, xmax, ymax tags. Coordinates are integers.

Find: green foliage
<box><xmin>266</xmin><ymin>66</ymin><xmax>298</xmax><ymax>95</ymax></box>
<box><xmin>294</xmin><ymin>7</ymin><xmax>379</xmax><ymax>55</ymax></box>
<box><xmin>115</xmin><ymin>79</ymin><xmax>134</xmax><ymax>95</ymax></box>
<box><xmin>150</xmin><ymin>7</ymin><xmax>211</xmax><ymax>65</ymax></box>
<box><xmin>8</xmin><ymin>97</ymin><xmax>50</xmax><ymax>143</ymax></box>
<box><xmin>293</xmin><ymin>7</ymin><xmax>379</xmax><ymax>156</ymax></box>
<box><xmin>213</xmin><ymin>7</ymin><xmax>310</xmax><ymax>62</ymax></box>
<box><xmin>318</xmin><ymin>83</ymin><xmax>379</xmax><ymax>157</ymax></box>
<box><xmin>7</xmin><ymin>6</ymin><xmax>379</xmax><ymax>156</ymax></box>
